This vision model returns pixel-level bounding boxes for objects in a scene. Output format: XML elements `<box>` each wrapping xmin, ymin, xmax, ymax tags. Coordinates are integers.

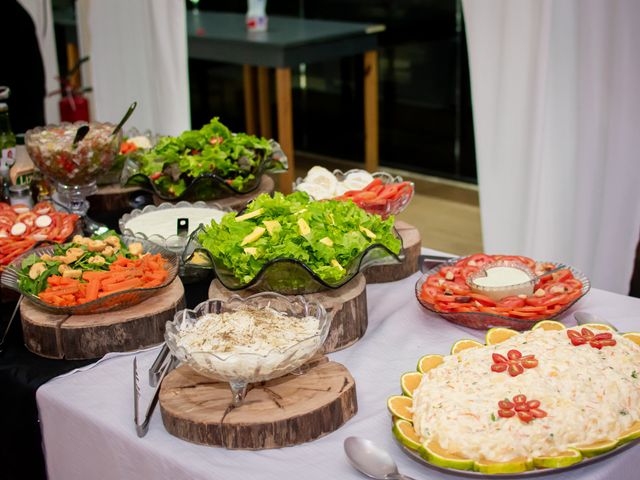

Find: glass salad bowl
<box><xmin>415</xmin><ymin>257</ymin><xmax>590</xmax><ymax>331</ymax></box>
<box><xmin>294</xmin><ymin>169</ymin><xmax>415</xmax><ymax>220</ymax></box>
<box><xmin>25</xmin><ymin>121</ymin><xmax>123</xmax><ymax>234</ymax></box>
<box><xmin>121</xmin><ymin>138</ymin><xmax>288</xmax><ymax>202</ymax></box>
<box><xmin>182</xmin><ymin>224</ymin><xmax>404</xmax><ymax>294</ymax></box>
<box><xmin>165</xmin><ymin>293</ymin><xmax>331</xmax><ymax>406</ymax></box>
<box><xmin>119</xmin><ymin>201</ymin><xmax>231</xmax><ymax>283</ymax></box>
<box><xmin>0</xmin><ymin>236</ymin><xmax>179</xmax><ymax>315</ymax></box>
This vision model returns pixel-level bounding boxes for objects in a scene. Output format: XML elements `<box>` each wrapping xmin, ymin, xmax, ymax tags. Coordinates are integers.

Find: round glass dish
<box><xmin>165</xmin><ymin>293</ymin><xmax>331</xmax><ymax>405</ymax></box>
<box><xmin>182</xmin><ymin>224</ymin><xmax>404</xmax><ymax>294</ymax></box>
<box><xmin>0</xmin><ymin>236</ymin><xmax>179</xmax><ymax>315</ymax></box>
<box><xmin>294</xmin><ymin>169</ymin><xmax>415</xmax><ymax>220</ymax></box>
<box><xmin>415</xmin><ymin>258</ymin><xmax>590</xmax><ymax>331</ymax></box>
<box><xmin>467</xmin><ymin>260</ymin><xmax>535</xmax><ymax>301</ymax></box>
<box><xmin>121</xmin><ymin>138</ymin><xmax>288</xmax><ymax>201</ymax></box>
<box><xmin>119</xmin><ymin>201</ymin><xmax>231</xmax><ymax>283</ymax></box>
<box><xmin>25</xmin><ymin>122</ymin><xmax>122</xmax><ymax>187</ymax></box>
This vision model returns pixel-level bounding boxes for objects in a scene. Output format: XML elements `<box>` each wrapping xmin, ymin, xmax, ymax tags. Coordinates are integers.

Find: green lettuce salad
<box><xmin>137</xmin><ymin>117</ymin><xmax>272</xmax><ymax>197</ymax></box>
<box><xmin>198</xmin><ymin>192</ymin><xmax>402</xmax><ymax>284</ymax></box>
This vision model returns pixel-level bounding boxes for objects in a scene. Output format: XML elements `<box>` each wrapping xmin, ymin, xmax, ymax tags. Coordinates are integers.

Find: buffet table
<box><xmin>36</xmin><ymin>260</ymin><xmax>640</xmax><ymax>480</ymax></box>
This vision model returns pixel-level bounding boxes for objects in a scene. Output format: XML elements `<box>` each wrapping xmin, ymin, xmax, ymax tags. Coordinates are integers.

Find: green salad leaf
<box><xmin>198</xmin><ymin>192</ymin><xmax>402</xmax><ymax>284</ymax></box>
<box><xmin>137</xmin><ymin>117</ymin><xmax>272</xmax><ymax>197</ymax></box>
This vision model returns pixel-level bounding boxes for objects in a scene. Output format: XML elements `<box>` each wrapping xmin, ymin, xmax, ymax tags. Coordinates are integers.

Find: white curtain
<box><xmin>76</xmin><ymin>0</ymin><xmax>190</xmax><ymax>135</ymax></box>
<box><xmin>462</xmin><ymin>0</ymin><xmax>640</xmax><ymax>294</ymax></box>
<box><xmin>18</xmin><ymin>0</ymin><xmax>60</xmax><ymax>124</ymax></box>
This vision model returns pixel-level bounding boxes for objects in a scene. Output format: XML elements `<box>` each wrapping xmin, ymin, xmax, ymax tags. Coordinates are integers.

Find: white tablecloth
<box><xmin>37</xmin><ymin>269</ymin><xmax>640</xmax><ymax>480</ymax></box>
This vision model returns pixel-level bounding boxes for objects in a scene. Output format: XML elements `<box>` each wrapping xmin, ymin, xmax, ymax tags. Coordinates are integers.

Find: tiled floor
<box><xmin>294</xmin><ymin>154</ymin><xmax>484</xmax><ymax>256</ymax></box>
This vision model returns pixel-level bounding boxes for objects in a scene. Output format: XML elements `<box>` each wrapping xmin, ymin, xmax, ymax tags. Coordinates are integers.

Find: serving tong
<box><xmin>133</xmin><ymin>345</ymin><xmax>178</xmax><ymax>437</ymax></box>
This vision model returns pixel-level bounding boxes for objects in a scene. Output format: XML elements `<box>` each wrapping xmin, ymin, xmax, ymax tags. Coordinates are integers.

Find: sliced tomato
<box><xmin>468</xmin><ymin>293</ymin><xmax>496</xmax><ymax>307</ymax></box>
<box><xmin>496</xmin><ymin>296</ymin><xmax>526</xmax><ymax>309</ymax></box>
<box><xmin>460</xmin><ymin>253</ymin><xmax>494</xmax><ymax>268</ymax></box>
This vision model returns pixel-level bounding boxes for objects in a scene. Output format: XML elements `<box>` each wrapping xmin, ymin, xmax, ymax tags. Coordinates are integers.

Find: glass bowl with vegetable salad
<box><xmin>25</xmin><ymin>122</ymin><xmax>122</xmax><ymax>187</ymax></box>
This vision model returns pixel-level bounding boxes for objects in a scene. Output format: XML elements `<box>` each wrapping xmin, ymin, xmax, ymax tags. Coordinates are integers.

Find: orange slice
<box><xmin>401</xmin><ymin>372</ymin><xmax>423</xmax><ymax>398</ymax></box>
<box><xmin>392</xmin><ymin>418</ymin><xmax>421</xmax><ymax>450</ymax></box>
<box><xmin>417</xmin><ymin>354</ymin><xmax>444</xmax><ymax>374</ymax></box>
<box><xmin>450</xmin><ymin>339</ymin><xmax>483</xmax><ymax>355</ymax></box>
<box><xmin>485</xmin><ymin>327</ymin><xmax>519</xmax><ymax>345</ymax></box>
<box><xmin>531</xmin><ymin>320</ymin><xmax>566</xmax><ymax>331</ymax></box>
<box><xmin>622</xmin><ymin>332</ymin><xmax>640</xmax><ymax>347</ymax></box>
<box><xmin>387</xmin><ymin>395</ymin><xmax>413</xmax><ymax>421</ymax></box>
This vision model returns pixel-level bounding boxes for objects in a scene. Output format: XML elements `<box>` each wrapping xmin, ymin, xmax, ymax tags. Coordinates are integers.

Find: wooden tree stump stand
<box><xmin>159</xmin><ymin>359</ymin><xmax>357</xmax><ymax>449</ymax></box>
<box><xmin>20</xmin><ymin>278</ymin><xmax>185</xmax><ymax>360</ymax></box>
<box><xmin>153</xmin><ymin>175</ymin><xmax>275</xmax><ymax>211</ymax></box>
<box><xmin>363</xmin><ymin>220</ymin><xmax>421</xmax><ymax>283</ymax></box>
<box><xmin>208</xmin><ymin>273</ymin><xmax>368</xmax><ymax>353</ymax></box>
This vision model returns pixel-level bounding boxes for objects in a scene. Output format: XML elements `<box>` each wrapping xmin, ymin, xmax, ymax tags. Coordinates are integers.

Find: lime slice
<box><xmin>485</xmin><ymin>327</ymin><xmax>519</xmax><ymax>345</ymax></box>
<box><xmin>392</xmin><ymin>419</ymin><xmax>421</xmax><ymax>450</ymax></box>
<box><xmin>387</xmin><ymin>395</ymin><xmax>413</xmax><ymax>422</ymax></box>
<box><xmin>401</xmin><ymin>372</ymin><xmax>423</xmax><ymax>398</ymax></box>
<box><xmin>573</xmin><ymin>439</ymin><xmax>618</xmax><ymax>458</ymax></box>
<box><xmin>618</xmin><ymin>421</ymin><xmax>640</xmax><ymax>444</ymax></box>
<box><xmin>622</xmin><ymin>332</ymin><xmax>640</xmax><ymax>347</ymax></box>
<box><xmin>531</xmin><ymin>320</ymin><xmax>566</xmax><ymax>331</ymax></box>
<box><xmin>417</xmin><ymin>354</ymin><xmax>444</xmax><ymax>374</ymax></box>
<box><xmin>450</xmin><ymin>339</ymin><xmax>483</xmax><ymax>355</ymax></box>
<box><xmin>418</xmin><ymin>439</ymin><xmax>474</xmax><ymax>471</ymax></box>
<box><xmin>474</xmin><ymin>457</ymin><xmax>533</xmax><ymax>474</ymax></box>
<box><xmin>533</xmin><ymin>449</ymin><xmax>582</xmax><ymax>468</ymax></box>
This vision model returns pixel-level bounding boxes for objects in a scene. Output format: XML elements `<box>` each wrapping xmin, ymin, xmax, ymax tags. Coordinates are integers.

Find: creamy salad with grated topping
<box><xmin>412</xmin><ymin>328</ymin><xmax>640</xmax><ymax>463</ymax></box>
<box><xmin>175</xmin><ymin>306</ymin><xmax>321</xmax><ymax>381</ymax></box>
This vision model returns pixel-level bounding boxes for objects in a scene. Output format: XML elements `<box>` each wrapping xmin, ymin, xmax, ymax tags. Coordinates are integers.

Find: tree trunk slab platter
<box><xmin>159</xmin><ymin>359</ymin><xmax>357</xmax><ymax>449</ymax></box>
<box><xmin>152</xmin><ymin>175</ymin><xmax>275</xmax><ymax>211</ymax></box>
<box><xmin>363</xmin><ymin>220</ymin><xmax>421</xmax><ymax>283</ymax></box>
<box><xmin>20</xmin><ymin>278</ymin><xmax>185</xmax><ymax>360</ymax></box>
<box><xmin>208</xmin><ymin>273</ymin><xmax>367</xmax><ymax>353</ymax></box>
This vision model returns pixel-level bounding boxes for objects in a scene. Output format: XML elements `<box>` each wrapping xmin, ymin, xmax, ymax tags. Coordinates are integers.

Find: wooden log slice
<box><xmin>20</xmin><ymin>278</ymin><xmax>185</xmax><ymax>360</ymax></box>
<box><xmin>152</xmin><ymin>175</ymin><xmax>275</xmax><ymax>211</ymax></box>
<box><xmin>363</xmin><ymin>220</ymin><xmax>421</xmax><ymax>283</ymax></box>
<box><xmin>159</xmin><ymin>359</ymin><xmax>357</xmax><ymax>449</ymax></box>
<box><xmin>208</xmin><ymin>273</ymin><xmax>367</xmax><ymax>353</ymax></box>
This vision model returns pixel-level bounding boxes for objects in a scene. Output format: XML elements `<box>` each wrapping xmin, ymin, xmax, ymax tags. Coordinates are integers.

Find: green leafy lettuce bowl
<box><xmin>183</xmin><ymin>192</ymin><xmax>404</xmax><ymax>294</ymax></box>
<box><xmin>121</xmin><ymin>117</ymin><xmax>287</xmax><ymax>201</ymax></box>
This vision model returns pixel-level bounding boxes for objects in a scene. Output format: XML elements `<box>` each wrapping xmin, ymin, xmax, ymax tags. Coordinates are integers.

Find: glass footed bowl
<box><xmin>182</xmin><ymin>224</ymin><xmax>404</xmax><ymax>294</ymax></box>
<box><xmin>165</xmin><ymin>293</ymin><xmax>331</xmax><ymax>406</ymax></box>
<box><xmin>0</xmin><ymin>236</ymin><xmax>179</xmax><ymax>315</ymax></box>
<box><xmin>99</xmin><ymin>127</ymin><xmax>160</xmax><ymax>186</ymax></box>
<box><xmin>119</xmin><ymin>201</ymin><xmax>231</xmax><ymax>283</ymax></box>
<box><xmin>415</xmin><ymin>258</ymin><xmax>590</xmax><ymax>331</ymax></box>
<box><xmin>25</xmin><ymin>122</ymin><xmax>122</xmax><ymax>187</ymax></box>
<box><xmin>294</xmin><ymin>169</ymin><xmax>415</xmax><ymax>220</ymax></box>
<box><xmin>121</xmin><ymin>139</ymin><xmax>288</xmax><ymax>201</ymax></box>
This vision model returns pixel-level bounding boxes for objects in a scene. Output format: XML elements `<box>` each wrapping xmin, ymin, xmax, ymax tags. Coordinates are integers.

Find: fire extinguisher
<box><xmin>50</xmin><ymin>56</ymin><xmax>92</xmax><ymax>122</ymax></box>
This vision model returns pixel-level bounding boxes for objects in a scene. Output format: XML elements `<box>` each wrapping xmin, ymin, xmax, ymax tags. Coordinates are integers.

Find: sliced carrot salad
<box><xmin>37</xmin><ymin>253</ymin><xmax>168</xmax><ymax>306</ymax></box>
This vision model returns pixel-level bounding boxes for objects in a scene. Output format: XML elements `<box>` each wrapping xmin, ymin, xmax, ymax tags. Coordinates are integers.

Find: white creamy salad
<box><xmin>412</xmin><ymin>328</ymin><xmax>640</xmax><ymax>462</ymax></box>
<box><xmin>175</xmin><ymin>306</ymin><xmax>321</xmax><ymax>381</ymax></box>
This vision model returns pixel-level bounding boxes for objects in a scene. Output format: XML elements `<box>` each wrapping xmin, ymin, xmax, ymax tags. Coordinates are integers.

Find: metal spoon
<box><xmin>344</xmin><ymin>437</ymin><xmax>417</xmax><ymax>480</ymax></box>
<box><xmin>72</xmin><ymin>124</ymin><xmax>90</xmax><ymax>149</ymax></box>
<box><xmin>111</xmin><ymin>101</ymin><xmax>137</xmax><ymax>137</ymax></box>
<box><xmin>574</xmin><ymin>311</ymin><xmax>617</xmax><ymax>330</ymax></box>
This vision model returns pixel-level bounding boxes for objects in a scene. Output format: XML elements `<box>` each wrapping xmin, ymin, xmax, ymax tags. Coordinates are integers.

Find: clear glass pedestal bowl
<box><xmin>165</xmin><ymin>294</ymin><xmax>331</xmax><ymax>406</ymax></box>
<box><xmin>25</xmin><ymin>122</ymin><xmax>122</xmax><ymax>234</ymax></box>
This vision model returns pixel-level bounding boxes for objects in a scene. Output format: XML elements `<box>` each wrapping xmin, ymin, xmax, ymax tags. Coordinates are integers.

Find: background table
<box><xmin>187</xmin><ymin>12</ymin><xmax>385</xmax><ymax>191</ymax></box>
<box><xmin>36</xmin><ymin>259</ymin><xmax>640</xmax><ymax>480</ymax></box>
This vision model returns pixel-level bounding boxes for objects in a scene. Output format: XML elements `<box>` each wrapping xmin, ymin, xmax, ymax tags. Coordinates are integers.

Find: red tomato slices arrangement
<box><xmin>0</xmin><ymin>202</ymin><xmax>79</xmax><ymax>271</ymax></box>
<box><xmin>334</xmin><ymin>178</ymin><xmax>414</xmax><ymax>219</ymax></box>
<box><xmin>418</xmin><ymin>253</ymin><xmax>585</xmax><ymax>320</ymax></box>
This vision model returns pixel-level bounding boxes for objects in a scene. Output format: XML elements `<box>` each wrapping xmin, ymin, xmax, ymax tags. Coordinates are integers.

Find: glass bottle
<box><xmin>0</xmin><ymin>87</ymin><xmax>16</xmax><ymax>203</ymax></box>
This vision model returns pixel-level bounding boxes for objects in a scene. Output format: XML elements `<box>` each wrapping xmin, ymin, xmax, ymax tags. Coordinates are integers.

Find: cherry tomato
<box><xmin>521</xmin><ymin>356</ymin><xmax>538</xmax><ymax>369</ymax></box>
<box><xmin>530</xmin><ymin>408</ymin><xmax>547</xmax><ymax>419</ymax></box>
<box><xmin>498</xmin><ymin>400</ymin><xmax>514</xmax><ymax>410</ymax></box>
<box><xmin>507</xmin><ymin>349</ymin><xmax>522</xmax><ymax>360</ymax></box>
<box><xmin>498</xmin><ymin>409</ymin><xmax>516</xmax><ymax>418</ymax></box>
<box><xmin>526</xmin><ymin>400</ymin><xmax>541</xmax><ymax>409</ymax></box>
<box><xmin>508</xmin><ymin>364</ymin><xmax>524</xmax><ymax>377</ymax></box>
<box><xmin>513</xmin><ymin>394</ymin><xmax>527</xmax><ymax>405</ymax></box>
<box><xmin>491</xmin><ymin>363</ymin><xmax>508</xmax><ymax>373</ymax></box>
<box><xmin>492</xmin><ymin>353</ymin><xmax>508</xmax><ymax>363</ymax></box>
<box><xmin>517</xmin><ymin>411</ymin><xmax>534</xmax><ymax>423</ymax></box>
